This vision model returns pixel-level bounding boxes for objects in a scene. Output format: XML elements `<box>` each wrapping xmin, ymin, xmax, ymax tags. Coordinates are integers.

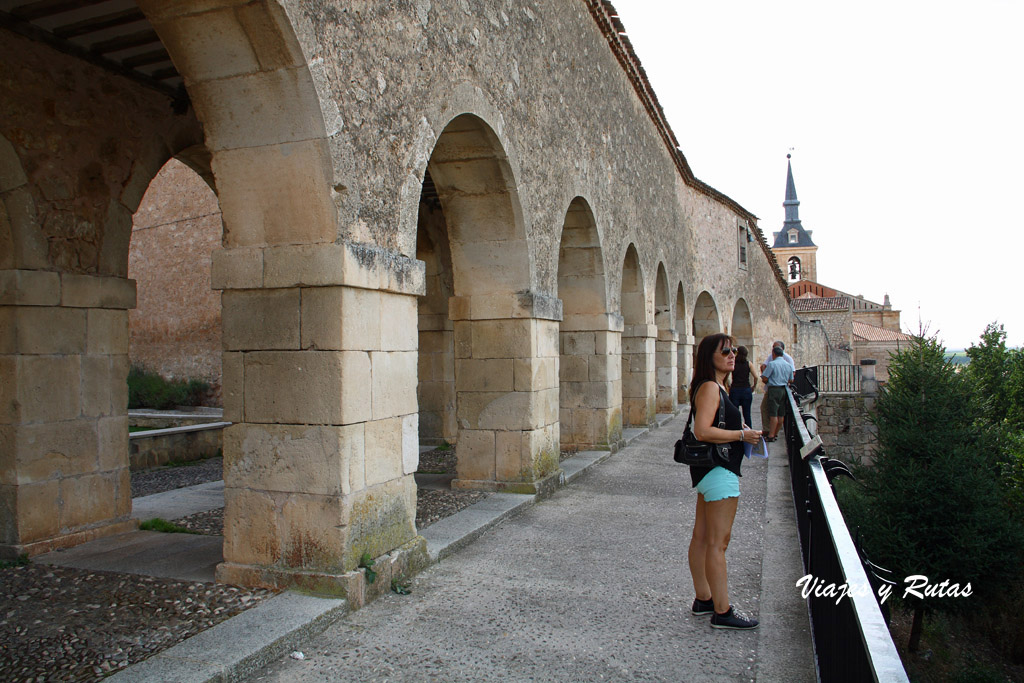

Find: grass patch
<box><xmin>128</xmin><ymin>366</ymin><xmax>210</xmax><ymax>410</ymax></box>
<box><xmin>128</xmin><ymin>426</ymin><xmax>154</xmax><ymax>433</ymax></box>
<box><xmin>139</xmin><ymin>518</ymin><xmax>200</xmax><ymax>534</ymax></box>
<box><xmin>0</xmin><ymin>553</ymin><xmax>29</xmax><ymax>569</ymax></box>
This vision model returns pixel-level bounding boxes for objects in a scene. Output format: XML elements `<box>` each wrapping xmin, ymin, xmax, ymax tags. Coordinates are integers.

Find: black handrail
<box><xmin>784</xmin><ymin>387</ymin><xmax>908</xmax><ymax>682</ymax></box>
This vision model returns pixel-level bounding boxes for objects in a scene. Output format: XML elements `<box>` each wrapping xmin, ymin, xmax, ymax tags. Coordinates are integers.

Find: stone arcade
<box><xmin>0</xmin><ymin>0</ymin><xmax>828</xmax><ymax>599</ymax></box>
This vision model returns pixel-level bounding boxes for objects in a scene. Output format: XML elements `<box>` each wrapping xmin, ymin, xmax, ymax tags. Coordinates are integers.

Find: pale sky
<box><xmin>610</xmin><ymin>0</ymin><xmax>1024</xmax><ymax>350</ymax></box>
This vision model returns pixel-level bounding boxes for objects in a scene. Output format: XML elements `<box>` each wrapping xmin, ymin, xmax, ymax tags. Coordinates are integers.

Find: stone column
<box><xmin>416</xmin><ymin>315</ymin><xmax>455</xmax><ymax>446</ymax></box>
<box><xmin>621</xmin><ymin>323</ymin><xmax>657</xmax><ymax>426</ymax></box>
<box><xmin>559</xmin><ymin>313</ymin><xmax>624</xmax><ymax>452</ymax></box>
<box><xmin>677</xmin><ymin>333</ymin><xmax>695</xmax><ymax>404</ymax></box>
<box><xmin>656</xmin><ymin>328</ymin><xmax>678</xmax><ymax>414</ymax></box>
<box><xmin>1</xmin><ymin>270</ymin><xmax>137</xmax><ymax>559</ymax></box>
<box><xmin>448</xmin><ymin>293</ymin><xmax>562</xmax><ymax>495</ymax></box>
<box><xmin>212</xmin><ymin>242</ymin><xmax>428</xmax><ymax>601</ymax></box>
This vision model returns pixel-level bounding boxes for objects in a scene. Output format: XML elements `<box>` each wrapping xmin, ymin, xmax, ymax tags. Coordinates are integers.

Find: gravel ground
<box><xmin>0</xmin><ymin>564</ymin><xmax>276</xmax><ymax>682</ymax></box>
<box><xmin>1</xmin><ymin>448</ymin><xmax>491</xmax><ymax>681</ymax></box>
<box><xmin>130</xmin><ymin>457</ymin><xmax>223</xmax><ymax>498</ymax></box>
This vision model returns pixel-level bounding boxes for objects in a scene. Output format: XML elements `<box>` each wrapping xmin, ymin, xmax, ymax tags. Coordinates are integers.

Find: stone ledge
<box><xmin>213</xmin><ymin>242</ymin><xmax>426</xmax><ymax>296</ymax></box>
<box><xmin>1</xmin><ymin>517</ymin><xmax>138</xmax><ymax>560</ymax></box>
<box><xmin>105</xmin><ymin>591</ymin><xmax>348</xmax><ymax>683</ymax></box>
<box><xmin>448</xmin><ymin>291</ymin><xmax>563</xmax><ymax>321</ymax></box>
<box><xmin>61</xmin><ymin>273</ymin><xmax>137</xmax><ymax>309</ymax></box>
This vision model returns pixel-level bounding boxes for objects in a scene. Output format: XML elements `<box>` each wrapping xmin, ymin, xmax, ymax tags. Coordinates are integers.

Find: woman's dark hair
<box><xmin>689</xmin><ymin>332</ymin><xmax>735</xmax><ymax>404</ymax></box>
<box><xmin>736</xmin><ymin>345</ymin><xmax>748</xmax><ymax>362</ymax></box>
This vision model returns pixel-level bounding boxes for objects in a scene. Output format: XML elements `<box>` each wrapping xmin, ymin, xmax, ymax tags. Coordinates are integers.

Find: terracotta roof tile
<box><xmin>853</xmin><ymin>321</ymin><xmax>913</xmax><ymax>342</ymax></box>
<box><xmin>791</xmin><ymin>297</ymin><xmax>850</xmax><ymax>312</ymax></box>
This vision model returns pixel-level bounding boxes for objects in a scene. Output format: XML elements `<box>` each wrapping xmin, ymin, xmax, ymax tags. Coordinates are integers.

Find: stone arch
<box><xmin>692</xmin><ymin>290</ymin><xmax>721</xmax><ymax>342</ymax></box>
<box><xmin>426</xmin><ymin>114</ymin><xmax>531</xmax><ymax>297</ymax></box>
<box><xmin>675</xmin><ymin>282</ymin><xmax>692</xmax><ymax>403</ymax></box>
<box><xmin>138</xmin><ymin>0</ymin><xmax>338</xmax><ymax>250</ymax></box>
<box><xmin>417</xmin><ymin>113</ymin><xmax>555</xmax><ymax>492</ymax></box>
<box><xmin>731</xmin><ymin>297</ymin><xmax>755</xmax><ymax>361</ymax></box>
<box><xmin>620</xmin><ymin>244</ymin><xmax>646</xmax><ymax>327</ymax></box>
<box><xmin>133</xmin><ymin>2</ymin><xmax>369</xmax><ymax>587</ymax></box>
<box><xmin>620</xmin><ymin>245</ymin><xmax>654</xmax><ymax>426</ymax></box>
<box><xmin>557</xmin><ymin>197</ymin><xmax>619</xmax><ymax>450</ymax></box>
<box><xmin>653</xmin><ymin>264</ymin><xmax>677</xmax><ymax>414</ymax></box>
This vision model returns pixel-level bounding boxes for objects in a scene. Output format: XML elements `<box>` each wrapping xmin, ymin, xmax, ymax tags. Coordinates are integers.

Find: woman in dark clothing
<box><xmin>687</xmin><ymin>333</ymin><xmax>760</xmax><ymax>630</ymax></box>
<box><xmin>728</xmin><ymin>345</ymin><xmax>758</xmax><ymax>428</ymax></box>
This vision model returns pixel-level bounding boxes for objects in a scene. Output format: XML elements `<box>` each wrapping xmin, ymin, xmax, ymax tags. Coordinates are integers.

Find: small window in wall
<box><xmin>737</xmin><ymin>223</ymin><xmax>748</xmax><ymax>269</ymax></box>
<box><xmin>787</xmin><ymin>256</ymin><xmax>801</xmax><ymax>282</ymax></box>
<box><xmin>788</xmin><ymin>230</ymin><xmax>798</xmax><ymax>244</ymax></box>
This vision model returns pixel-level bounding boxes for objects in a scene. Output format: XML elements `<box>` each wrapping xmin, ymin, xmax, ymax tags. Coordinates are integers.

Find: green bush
<box><xmin>127</xmin><ymin>366</ymin><xmax>210</xmax><ymax>410</ymax></box>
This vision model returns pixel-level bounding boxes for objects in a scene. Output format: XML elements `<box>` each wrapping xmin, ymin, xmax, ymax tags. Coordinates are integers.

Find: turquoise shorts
<box><xmin>696</xmin><ymin>466</ymin><xmax>740</xmax><ymax>502</ymax></box>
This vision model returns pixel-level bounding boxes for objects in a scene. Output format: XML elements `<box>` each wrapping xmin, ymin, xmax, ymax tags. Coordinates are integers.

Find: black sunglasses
<box><xmin>720</xmin><ymin>347</ymin><xmax>737</xmax><ymax>356</ymax></box>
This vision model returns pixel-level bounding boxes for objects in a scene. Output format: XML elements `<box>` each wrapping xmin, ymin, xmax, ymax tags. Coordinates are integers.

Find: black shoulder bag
<box><xmin>673</xmin><ymin>385</ymin><xmax>732</xmax><ymax>467</ymax></box>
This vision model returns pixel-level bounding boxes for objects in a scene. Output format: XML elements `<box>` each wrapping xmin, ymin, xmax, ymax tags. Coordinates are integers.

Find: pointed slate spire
<box><xmin>773</xmin><ymin>154</ymin><xmax>816</xmax><ymax>248</ymax></box>
<box><xmin>784</xmin><ymin>155</ymin><xmax>800</xmax><ymax>225</ymax></box>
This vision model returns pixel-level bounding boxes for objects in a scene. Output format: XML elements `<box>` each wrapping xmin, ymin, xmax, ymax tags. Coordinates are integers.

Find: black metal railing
<box><xmin>815</xmin><ymin>364</ymin><xmax>861</xmax><ymax>393</ymax></box>
<box><xmin>784</xmin><ymin>387</ymin><xmax>908</xmax><ymax>682</ymax></box>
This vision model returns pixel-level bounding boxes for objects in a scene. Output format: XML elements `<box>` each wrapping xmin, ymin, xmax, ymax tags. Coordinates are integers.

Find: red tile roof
<box><xmin>853</xmin><ymin>321</ymin><xmax>913</xmax><ymax>342</ymax></box>
<box><xmin>791</xmin><ymin>297</ymin><xmax>850</xmax><ymax>312</ymax></box>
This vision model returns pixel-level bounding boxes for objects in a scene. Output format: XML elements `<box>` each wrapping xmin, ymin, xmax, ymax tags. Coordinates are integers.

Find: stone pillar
<box><xmin>656</xmin><ymin>328</ymin><xmax>678</xmax><ymax>414</ymax></box>
<box><xmin>677</xmin><ymin>333</ymin><xmax>696</xmax><ymax>404</ymax></box>
<box><xmin>448</xmin><ymin>292</ymin><xmax>562</xmax><ymax>495</ymax></box>
<box><xmin>559</xmin><ymin>313</ymin><xmax>624</xmax><ymax>451</ymax></box>
<box><xmin>1</xmin><ymin>271</ymin><xmax>137</xmax><ymax>559</ymax></box>
<box><xmin>621</xmin><ymin>323</ymin><xmax>657</xmax><ymax>426</ymax></box>
<box><xmin>860</xmin><ymin>358</ymin><xmax>878</xmax><ymax>406</ymax></box>
<box><xmin>212</xmin><ymin>242</ymin><xmax>428</xmax><ymax>600</ymax></box>
<box><xmin>416</xmin><ymin>315</ymin><xmax>455</xmax><ymax>446</ymax></box>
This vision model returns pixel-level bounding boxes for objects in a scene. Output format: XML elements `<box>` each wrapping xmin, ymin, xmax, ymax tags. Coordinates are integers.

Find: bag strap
<box><xmin>686</xmin><ymin>382</ymin><xmax>728</xmax><ymax>432</ymax></box>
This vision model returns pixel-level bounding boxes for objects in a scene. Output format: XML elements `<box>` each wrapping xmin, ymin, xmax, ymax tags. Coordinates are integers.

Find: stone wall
<box><xmin>853</xmin><ymin>341</ymin><xmax>903</xmax><ymax>382</ymax></box>
<box><xmin>814</xmin><ymin>394</ymin><xmax>877</xmax><ymax>465</ymax></box>
<box><xmin>128</xmin><ymin>160</ymin><xmax>222</xmax><ymax>399</ymax></box>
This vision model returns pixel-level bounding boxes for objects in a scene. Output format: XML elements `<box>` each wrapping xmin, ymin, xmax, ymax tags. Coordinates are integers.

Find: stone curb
<box><xmin>106</xmin><ymin>592</ymin><xmax>348</xmax><ymax>683</ymax></box>
<box><xmin>109</xmin><ymin>412</ymin><xmax>682</xmax><ymax>682</ymax></box>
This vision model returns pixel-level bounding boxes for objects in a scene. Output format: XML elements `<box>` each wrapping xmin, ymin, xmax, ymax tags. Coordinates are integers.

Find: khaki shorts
<box><xmin>765</xmin><ymin>385</ymin><xmax>789</xmax><ymax>417</ymax></box>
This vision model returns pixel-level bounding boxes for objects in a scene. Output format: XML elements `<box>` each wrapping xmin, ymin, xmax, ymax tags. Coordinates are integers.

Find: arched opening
<box><xmin>416</xmin><ymin>114</ymin><xmax>551</xmax><ymax>494</ymax></box>
<box><xmin>127</xmin><ymin>153</ymin><xmax>225</xmax><ymax>492</ymax></box>
<box><xmin>692</xmin><ymin>290</ymin><xmax>721</xmax><ymax>342</ymax></box>
<box><xmin>788</xmin><ymin>256</ymin><xmax>802</xmax><ymax>282</ymax></box>
<box><xmin>731</xmin><ymin>298</ymin><xmax>755</xmax><ymax>363</ymax></box>
<box><xmin>556</xmin><ymin>198</ymin><xmax>617</xmax><ymax>450</ymax></box>
<box><xmin>675</xmin><ymin>283</ymin><xmax>691</xmax><ymax>403</ymax></box>
<box><xmin>653</xmin><ymin>264</ymin><xmax>676</xmax><ymax>414</ymax></box>
<box><xmin>129</xmin><ymin>156</ymin><xmax>222</xmax><ymax>403</ymax></box>
<box><xmin>620</xmin><ymin>245</ymin><xmax>654</xmax><ymax>427</ymax></box>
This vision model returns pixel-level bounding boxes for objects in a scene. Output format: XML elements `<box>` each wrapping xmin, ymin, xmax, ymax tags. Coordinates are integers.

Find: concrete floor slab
<box><xmin>132</xmin><ymin>481</ymin><xmax>225</xmax><ymax>521</ymax></box>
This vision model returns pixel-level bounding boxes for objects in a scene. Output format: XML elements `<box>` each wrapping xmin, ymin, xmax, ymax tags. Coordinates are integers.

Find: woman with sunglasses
<box><xmin>686</xmin><ymin>332</ymin><xmax>761</xmax><ymax>629</ymax></box>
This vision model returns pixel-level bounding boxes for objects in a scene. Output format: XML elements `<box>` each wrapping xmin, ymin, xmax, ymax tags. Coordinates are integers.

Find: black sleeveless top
<box><xmin>689</xmin><ymin>381</ymin><xmax>744</xmax><ymax>487</ymax></box>
<box><xmin>731</xmin><ymin>359</ymin><xmax>752</xmax><ymax>390</ymax></box>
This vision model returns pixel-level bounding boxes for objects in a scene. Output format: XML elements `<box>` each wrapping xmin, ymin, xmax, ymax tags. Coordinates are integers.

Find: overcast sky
<box><xmin>609</xmin><ymin>0</ymin><xmax>1024</xmax><ymax>350</ymax></box>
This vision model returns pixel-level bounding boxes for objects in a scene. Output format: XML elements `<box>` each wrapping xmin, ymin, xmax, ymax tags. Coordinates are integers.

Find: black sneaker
<box><xmin>710</xmin><ymin>605</ymin><xmax>759</xmax><ymax>630</ymax></box>
<box><xmin>691</xmin><ymin>597</ymin><xmax>715</xmax><ymax>615</ymax></box>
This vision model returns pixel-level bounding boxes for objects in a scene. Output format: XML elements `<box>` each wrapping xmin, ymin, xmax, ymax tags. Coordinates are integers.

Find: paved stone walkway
<box><xmin>254</xmin><ymin>410</ymin><xmax>815</xmax><ymax>682</ymax></box>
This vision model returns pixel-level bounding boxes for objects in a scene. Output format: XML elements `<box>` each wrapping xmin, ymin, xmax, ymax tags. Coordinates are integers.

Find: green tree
<box><xmin>963</xmin><ymin>322</ymin><xmax>1012</xmax><ymax>425</ymax></box>
<box><xmin>839</xmin><ymin>335</ymin><xmax>1023</xmax><ymax>652</ymax></box>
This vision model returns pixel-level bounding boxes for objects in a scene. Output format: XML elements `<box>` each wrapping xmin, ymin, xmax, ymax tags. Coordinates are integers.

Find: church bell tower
<box><xmin>771</xmin><ymin>155</ymin><xmax>818</xmax><ymax>283</ymax></box>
